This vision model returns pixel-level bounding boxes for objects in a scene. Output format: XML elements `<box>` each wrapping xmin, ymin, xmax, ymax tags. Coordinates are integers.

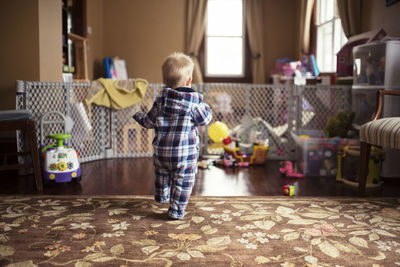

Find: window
<box><xmin>200</xmin><ymin>0</ymin><xmax>251</xmax><ymax>82</ymax></box>
<box><xmin>315</xmin><ymin>0</ymin><xmax>347</xmax><ymax>73</ymax></box>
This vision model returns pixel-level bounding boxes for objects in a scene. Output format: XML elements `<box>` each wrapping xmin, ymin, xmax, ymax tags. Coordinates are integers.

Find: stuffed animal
<box><xmin>324</xmin><ymin>110</ymin><xmax>355</xmax><ymax>138</ymax></box>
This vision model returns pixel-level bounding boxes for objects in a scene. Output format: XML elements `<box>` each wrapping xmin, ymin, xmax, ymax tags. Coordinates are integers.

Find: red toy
<box><xmin>283</xmin><ymin>185</ymin><xmax>295</xmax><ymax>196</ymax></box>
<box><xmin>279</xmin><ymin>161</ymin><xmax>304</xmax><ymax>178</ymax></box>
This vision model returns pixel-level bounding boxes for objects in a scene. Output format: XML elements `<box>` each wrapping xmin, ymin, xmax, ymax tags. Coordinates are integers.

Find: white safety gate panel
<box><xmin>16</xmin><ymin>81</ymin><xmax>352</xmax><ymax>163</ymax></box>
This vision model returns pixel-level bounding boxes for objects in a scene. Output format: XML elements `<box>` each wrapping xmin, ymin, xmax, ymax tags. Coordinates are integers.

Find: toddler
<box><xmin>133</xmin><ymin>52</ymin><xmax>212</xmax><ymax>219</ymax></box>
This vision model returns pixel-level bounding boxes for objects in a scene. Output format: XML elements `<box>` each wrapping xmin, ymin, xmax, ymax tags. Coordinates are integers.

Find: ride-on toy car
<box><xmin>41</xmin><ymin>133</ymin><xmax>81</xmax><ymax>183</ymax></box>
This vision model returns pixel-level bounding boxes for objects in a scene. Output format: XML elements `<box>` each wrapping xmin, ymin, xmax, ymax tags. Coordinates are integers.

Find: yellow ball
<box><xmin>208</xmin><ymin>121</ymin><xmax>229</xmax><ymax>143</ymax></box>
<box><xmin>49</xmin><ymin>174</ymin><xmax>55</xmax><ymax>180</ymax></box>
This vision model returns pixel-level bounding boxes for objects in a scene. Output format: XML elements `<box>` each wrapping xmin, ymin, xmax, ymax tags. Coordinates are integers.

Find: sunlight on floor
<box><xmin>198</xmin><ymin>167</ymin><xmax>252</xmax><ymax>196</ymax></box>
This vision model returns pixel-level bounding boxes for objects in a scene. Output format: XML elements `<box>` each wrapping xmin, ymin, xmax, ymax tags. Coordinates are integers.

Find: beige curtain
<box><xmin>185</xmin><ymin>0</ymin><xmax>207</xmax><ymax>84</ymax></box>
<box><xmin>337</xmin><ymin>0</ymin><xmax>362</xmax><ymax>38</ymax></box>
<box><xmin>246</xmin><ymin>0</ymin><xmax>265</xmax><ymax>84</ymax></box>
<box><xmin>298</xmin><ymin>0</ymin><xmax>315</xmax><ymax>58</ymax></box>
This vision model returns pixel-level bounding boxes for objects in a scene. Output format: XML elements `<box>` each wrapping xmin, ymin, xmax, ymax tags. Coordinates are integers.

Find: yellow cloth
<box><xmin>85</xmin><ymin>78</ymin><xmax>148</xmax><ymax>110</ymax></box>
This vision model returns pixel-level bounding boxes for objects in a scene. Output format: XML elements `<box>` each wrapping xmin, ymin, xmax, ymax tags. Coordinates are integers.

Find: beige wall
<box><xmin>95</xmin><ymin>0</ymin><xmax>297</xmax><ymax>83</ymax></box>
<box><xmin>362</xmin><ymin>0</ymin><xmax>400</xmax><ymax>36</ymax></box>
<box><xmin>0</xmin><ymin>0</ymin><xmax>62</xmax><ymax>110</ymax></box>
<box><xmin>0</xmin><ymin>1</ymin><xmax>39</xmax><ymax>110</ymax></box>
<box><xmin>262</xmin><ymin>0</ymin><xmax>299</xmax><ymax>80</ymax></box>
<box><xmin>38</xmin><ymin>0</ymin><xmax>62</xmax><ymax>81</ymax></box>
<box><xmin>86</xmin><ymin>0</ymin><xmax>105</xmax><ymax>80</ymax></box>
<box><xmin>102</xmin><ymin>0</ymin><xmax>186</xmax><ymax>83</ymax></box>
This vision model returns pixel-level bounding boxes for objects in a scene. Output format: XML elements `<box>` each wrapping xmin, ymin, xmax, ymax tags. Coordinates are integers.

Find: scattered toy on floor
<box><xmin>198</xmin><ymin>155</ymin><xmax>225</xmax><ymax>169</ymax></box>
<box><xmin>222</xmin><ymin>136</ymin><xmax>269</xmax><ymax>165</ymax></box>
<box><xmin>222</xmin><ymin>153</ymin><xmax>236</xmax><ymax>167</ymax></box>
<box><xmin>216</xmin><ymin>153</ymin><xmax>250</xmax><ymax>167</ymax></box>
<box><xmin>282</xmin><ymin>185</ymin><xmax>295</xmax><ymax>196</ymax></box>
<box><xmin>236</xmin><ymin>161</ymin><xmax>249</xmax><ymax>167</ymax></box>
<box><xmin>40</xmin><ymin>111</ymin><xmax>81</xmax><ymax>184</ymax></box>
<box><xmin>279</xmin><ymin>161</ymin><xmax>304</xmax><ymax>178</ymax></box>
<box><xmin>198</xmin><ymin>159</ymin><xmax>215</xmax><ymax>169</ymax></box>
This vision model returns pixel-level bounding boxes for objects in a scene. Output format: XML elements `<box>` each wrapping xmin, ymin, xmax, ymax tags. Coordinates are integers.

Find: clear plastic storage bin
<box><xmin>352</xmin><ymin>40</ymin><xmax>400</xmax><ymax>129</ymax></box>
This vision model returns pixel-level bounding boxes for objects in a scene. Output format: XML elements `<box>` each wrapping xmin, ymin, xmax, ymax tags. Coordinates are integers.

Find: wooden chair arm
<box><xmin>372</xmin><ymin>90</ymin><xmax>400</xmax><ymax>121</ymax></box>
<box><xmin>68</xmin><ymin>33</ymin><xmax>87</xmax><ymax>42</ymax></box>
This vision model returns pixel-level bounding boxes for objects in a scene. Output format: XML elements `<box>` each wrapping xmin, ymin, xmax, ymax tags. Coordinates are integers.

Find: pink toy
<box><xmin>223</xmin><ymin>154</ymin><xmax>235</xmax><ymax>167</ymax></box>
<box><xmin>222</xmin><ymin>153</ymin><xmax>249</xmax><ymax>167</ymax></box>
<box><xmin>236</xmin><ymin>162</ymin><xmax>249</xmax><ymax>167</ymax></box>
<box><xmin>279</xmin><ymin>161</ymin><xmax>304</xmax><ymax>178</ymax></box>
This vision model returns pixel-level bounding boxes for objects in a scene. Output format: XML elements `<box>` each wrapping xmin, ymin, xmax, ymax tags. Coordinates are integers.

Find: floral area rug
<box><xmin>0</xmin><ymin>195</ymin><xmax>400</xmax><ymax>266</ymax></box>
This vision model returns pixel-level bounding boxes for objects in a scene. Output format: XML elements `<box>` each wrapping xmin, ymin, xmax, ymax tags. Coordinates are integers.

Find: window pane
<box><xmin>318</xmin><ymin>0</ymin><xmax>334</xmax><ymax>24</ymax></box>
<box><xmin>316</xmin><ymin>0</ymin><xmax>347</xmax><ymax>73</ymax></box>
<box><xmin>325</xmin><ymin>0</ymin><xmax>335</xmax><ymax>21</ymax></box>
<box><xmin>334</xmin><ymin>18</ymin><xmax>347</xmax><ymax>54</ymax></box>
<box><xmin>207</xmin><ymin>0</ymin><xmax>242</xmax><ymax>36</ymax></box>
<box><xmin>319</xmin><ymin>0</ymin><xmax>325</xmax><ymax>24</ymax></box>
<box><xmin>316</xmin><ymin>23</ymin><xmax>333</xmax><ymax>72</ymax></box>
<box><xmin>334</xmin><ymin>0</ymin><xmax>339</xmax><ymax>16</ymax></box>
<box><xmin>206</xmin><ymin>37</ymin><xmax>243</xmax><ymax>75</ymax></box>
<box><xmin>333</xmin><ymin>19</ymin><xmax>341</xmax><ymax>54</ymax></box>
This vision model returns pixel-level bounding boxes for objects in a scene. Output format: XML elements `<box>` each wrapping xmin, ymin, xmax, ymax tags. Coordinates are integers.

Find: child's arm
<box><xmin>191</xmin><ymin>102</ymin><xmax>213</xmax><ymax>126</ymax></box>
<box><xmin>133</xmin><ymin>101</ymin><xmax>157</xmax><ymax>129</ymax></box>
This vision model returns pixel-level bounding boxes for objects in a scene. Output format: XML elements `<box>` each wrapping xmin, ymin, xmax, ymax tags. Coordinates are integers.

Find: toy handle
<box><xmin>48</xmin><ymin>133</ymin><xmax>72</xmax><ymax>148</ymax></box>
<box><xmin>41</xmin><ymin>144</ymin><xmax>57</xmax><ymax>154</ymax></box>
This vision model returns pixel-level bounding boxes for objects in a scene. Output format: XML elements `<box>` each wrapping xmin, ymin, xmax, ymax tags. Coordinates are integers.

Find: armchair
<box><xmin>359</xmin><ymin>90</ymin><xmax>400</xmax><ymax>195</ymax></box>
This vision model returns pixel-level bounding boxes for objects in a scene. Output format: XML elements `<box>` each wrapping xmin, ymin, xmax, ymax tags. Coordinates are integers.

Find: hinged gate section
<box><xmin>16</xmin><ymin>81</ymin><xmax>351</xmax><ymax>163</ymax></box>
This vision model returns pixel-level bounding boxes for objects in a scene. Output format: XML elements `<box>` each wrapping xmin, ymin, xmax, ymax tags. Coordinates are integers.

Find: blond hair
<box><xmin>162</xmin><ymin>52</ymin><xmax>194</xmax><ymax>88</ymax></box>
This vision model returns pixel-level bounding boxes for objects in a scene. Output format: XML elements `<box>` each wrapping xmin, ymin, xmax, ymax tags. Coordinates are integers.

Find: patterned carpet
<box><xmin>0</xmin><ymin>195</ymin><xmax>399</xmax><ymax>266</ymax></box>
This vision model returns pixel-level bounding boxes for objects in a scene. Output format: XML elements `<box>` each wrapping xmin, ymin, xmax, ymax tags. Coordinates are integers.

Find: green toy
<box><xmin>41</xmin><ymin>133</ymin><xmax>71</xmax><ymax>153</ymax></box>
<box><xmin>324</xmin><ymin>110</ymin><xmax>355</xmax><ymax>138</ymax></box>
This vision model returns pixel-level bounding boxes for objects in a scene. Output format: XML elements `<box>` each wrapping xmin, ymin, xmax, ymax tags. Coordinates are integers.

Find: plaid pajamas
<box><xmin>133</xmin><ymin>86</ymin><xmax>212</xmax><ymax>219</ymax></box>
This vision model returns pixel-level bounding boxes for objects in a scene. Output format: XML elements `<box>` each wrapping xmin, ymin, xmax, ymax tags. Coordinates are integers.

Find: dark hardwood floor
<box><xmin>1</xmin><ymin>158</ymin><xmax>400</xmax><ymax>197</ymax></box>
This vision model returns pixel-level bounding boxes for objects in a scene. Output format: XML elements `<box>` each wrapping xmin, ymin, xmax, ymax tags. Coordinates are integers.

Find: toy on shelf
<box><xmin>279</xmin><ymin>161</ymin><xmax>304</xmax><ymax>178</ymax></box>
<box><xmin>282</xmin><ymin>185</ymin><xmax>295</xmax><ymax>196</ymax></box>
<box><xmin>40</xmin><ymin>111</ymin><xmax>81</xmax><ymax>183</ymax></box>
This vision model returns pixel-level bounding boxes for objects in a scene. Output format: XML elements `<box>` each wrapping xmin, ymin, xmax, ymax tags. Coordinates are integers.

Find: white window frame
<box><xmin>205</xmin><ymin>0</ymin><xmax>245</xmax><ymax>78</ymax></box>
<box><xmin>315</xmin><ymin>0</ymin><xmax>347</xmax><ymax>73</ymax></box>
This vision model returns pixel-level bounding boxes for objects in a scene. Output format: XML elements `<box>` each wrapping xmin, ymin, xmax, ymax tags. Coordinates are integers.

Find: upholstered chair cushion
<box><xmin>360</xmin><ymin>117</ymin><xmax>400</xmax><ymax>150</ymax></box>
